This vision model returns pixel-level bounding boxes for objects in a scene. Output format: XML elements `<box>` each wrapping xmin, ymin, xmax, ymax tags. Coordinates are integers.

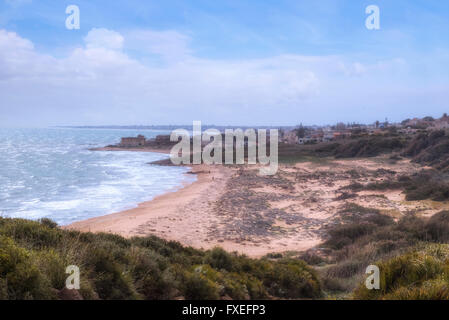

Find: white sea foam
<box><xmin>0</xmin><ymin>128</ymin><xmax>196</xmax><ymax>225</ymax></box>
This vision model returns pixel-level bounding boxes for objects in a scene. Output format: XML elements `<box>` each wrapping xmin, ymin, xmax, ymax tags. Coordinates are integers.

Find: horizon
<box><xmin>1</xmin><ymin>111</ymin><xmax>445</xmax><ymax>130</ymax></box>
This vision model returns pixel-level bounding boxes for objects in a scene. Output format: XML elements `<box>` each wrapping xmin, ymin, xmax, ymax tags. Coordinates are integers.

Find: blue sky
<box><xmin>0</xmin><ymin>0</ymin><xmax>448</xmax><ymax>126</ymax></box>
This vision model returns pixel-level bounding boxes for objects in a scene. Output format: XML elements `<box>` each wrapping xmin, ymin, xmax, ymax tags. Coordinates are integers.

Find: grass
<box><xmin>353</xmin><ymin>244</ymin><xmax>449</xmax><ymax>299</ymax></box>
<box><xmin>309</xmin><ymin>203</ymin><xmax>449</xmax><ymax>298</ymax></box>
<box><xmin>277</xmin><ymin>135</ymin><xmax>407</xmax><ymax>164</ymax></box>
<box><xmin>4</xmin><ymin>210</ymin><xmax>449</xmax><ymax>299</ymax></box>
<box><xmin>278</xmin><ymin>130</ymin><xmax>449</xmax><ymax>174</ymax></box>
<box><xmin>0</xmin><ymin>217</ymin><xmax>321</xmax><ymax>300</ymax></box>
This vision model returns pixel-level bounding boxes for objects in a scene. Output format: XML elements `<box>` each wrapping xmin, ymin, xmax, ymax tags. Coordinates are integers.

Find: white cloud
<box><xmin>0</xmin><ymin>29</ymin><xmax>33</xmax><ymax>50</ymax></box>
<box><xmin>125</xmin><ymin>30</ymin><xmax>192</xmax><ymax>61</ymax></box>
<box><xmin>0</xmin><ymin>29</ymin><xmax>58</xmax><ymax>80</ymax></box>
<box><xmin>0</xmin><ymin>28</ymin><xmax>446</xmax><ymax>126</ymax></box>
<box><xmin>84</xmin><ymin>28</ymin><xmax>124</xmax><ymax>50</ymax></box>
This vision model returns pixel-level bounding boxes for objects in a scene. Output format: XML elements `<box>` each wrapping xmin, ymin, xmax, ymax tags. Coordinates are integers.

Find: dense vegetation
<box><xmin>0</xmin><ymin>217</ymin><xmax>321</xmax><ymax>300</ymax></box>
<box><xmin>153</xmin><ymin>128</ymin><xmax>449</xmax><ymax>170</ymax></box>
<box><xmin>3</xmin><ymin>209</ymin><xmax>449</xmax><ymax>300</ymax></box>
<box><xmin>402</xmin><ymin>130</ymin><xmax>449</xmax><ymax>172</ymax></box>
<box><xmin>353</xmin><ymin>244</ymin><xmax>449</xmax><ymax>299</ymax></box>
<box><xmin>4</xmin><ymin>209</ymin><xmax>449</xmax><ymax>300</ymax></box>
<box><xmin>280</xmin><ymin>129</ymin><xmax>449</xmax><ymax>299</ymax></box>
<box><xmin>303</xmin><ymin>206</ymin><xmax>449</xmax><ymax>298</ymax></box>
<box><xmin>345</xmin><ymin>169</ymin><xmax>449</xmax><ymax>202</ymax></box>
<box><xmin>278</xmin><ymin>134</ymin><xmax>408</xmax><ymax>163</ymax></box>
<box><xmin>318</xmin><ymin>136</ymin><xmax>405</xmax><ymax>158</ymax></box>
<box><xmin>280</xmin><ymin>129</ymin><xmax>449</xmax><ymax>203</ymax></box>
<box><xmin>279</xmin><ymin>129</ymin><xmax>449</xmax><ymax>169</ymax></box>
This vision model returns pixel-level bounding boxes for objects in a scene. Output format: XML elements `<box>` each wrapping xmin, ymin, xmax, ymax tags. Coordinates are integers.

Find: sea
<box><xmin>0</xmin><ymin>127</ymin><xmax>195</xmax><ymax>225</ymax></box>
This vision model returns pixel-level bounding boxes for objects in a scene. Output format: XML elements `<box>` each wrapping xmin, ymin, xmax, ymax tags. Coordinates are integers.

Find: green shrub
<box><xmin>353</xmin><ymin>244</ymin><xmax>449</xmax><ymax>300</ymax></box>
<box><xmin>343</xmin><ymin>170</ymin><xmax>449</xmax><ymax>202</ymax></box>
<box><xmin>241</xmin><ymin>275</ymin><xmax>267</xmax><ymax>299</ymax></box>
<box><xmin>0</xmin><ymin>218</ymin><xmax>62</xmax><ymax>249</ymax></box>
<box><xmin>321</xmin><ymin>209</ymin><xmax>428</xmax><ymax>297</ymax></box>
<box><xmin>127</xmin><ymin>246</ymin><xmax>177</xmax><ymax>299</ymax></box>
<box><xmin>183</xmin><ymin>272</ymin><xmax>220</xmax><ymax>300</ymax></box>
<box><xmin>321</xmin><ymin>276</ymin><xmax>354</xmax><ymax>293</ymax></box>
<box><xmin>425</xmin><ymin>211</ymin><xmax>449</xmax><ymax>242</ymax></box>
<box><xmin>382</xmin><ymin>279</ymin><xmax>449</xmax><ymax>300</ymax></box>
<box><xmin>34</xmin><ymin>249</ymin><xmax>66</xmax><ymax>289</ymax></box>
<box><xmin>204</xmin><ymin>247</ymin><xmax>235</xmax><ymax>271</ymax></box>
<box><xmin>0</xmin><ymin>278</ymin><xmax>8</xmax><ymax>299</ymax></box>
<box><xmin>38</xmin><ymin>218</ymin><xmax>58</xmax><ymax>229</ymax></box>
<box><xmin>0</xmin><ymin>235</ymin><xmax>56</xmax><ymax>299</ymax></box>
<box><xmin>85</xmin><ymin>247</ymin><xmax>138</xmax><ymax>300</ymax></box>
<box><xmin>326</xmin><ymin>260</ymin><xmax>365</xmax><ymax>279</ymax></box>
<box><xmin>264</xmin><ymin>259</ymin><xmax>321</xmax><ymax>299</ymax></box>
<box><xmin>0</xmin><ymin>217</ymin><xmax>321</xmax><ymax>300</ymax></box>
<box><xmin>325</xmin><ymin>223</ymin><xmax>374</xmax><ymax>250</ymax></box>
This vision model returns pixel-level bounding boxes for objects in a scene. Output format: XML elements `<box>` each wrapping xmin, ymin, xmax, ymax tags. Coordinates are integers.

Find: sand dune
<box><xmin>65</xmin><ymin>154</ymin><xmax>448</xmax><ymax>257</ymax></box>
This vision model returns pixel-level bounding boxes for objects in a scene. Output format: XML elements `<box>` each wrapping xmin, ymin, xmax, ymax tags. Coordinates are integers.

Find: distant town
<box><xmin>280</xmin><ymin>114</ymin><xmax>449</xmax><ymax>145</ymax></box>
<box><xmin>72</xmin><ymin>113</ymin><xmax>449</xmax><ymax>148</ymax></box>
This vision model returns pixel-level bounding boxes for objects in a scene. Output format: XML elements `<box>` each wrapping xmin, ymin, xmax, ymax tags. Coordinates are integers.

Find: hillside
<box><xmin>0</xmin><ymin>217</ymin><xmax>320</xmax><ymax>300</ymax></box>
<box><xmin>3</xmin><ymin>211</ymin><xmax>449</xmax><ymax>300</ymax></box>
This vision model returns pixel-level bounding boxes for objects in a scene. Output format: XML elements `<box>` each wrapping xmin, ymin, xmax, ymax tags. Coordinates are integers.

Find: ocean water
<box><xmin>0</xmin><ymin>127</ymin><xmax>195</xmax><ymax>225</ymax></box>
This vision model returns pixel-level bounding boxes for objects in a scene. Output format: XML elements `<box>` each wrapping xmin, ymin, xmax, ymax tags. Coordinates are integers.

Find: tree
<box><xmin>336</xmin><ymin>122</ymin><xmax>346</xmax><ymax>131</ymax></box>
<box><xmin>296</xmin><ymin>124</ymin><xmax>306</xmax><ymax>138</ymax></box>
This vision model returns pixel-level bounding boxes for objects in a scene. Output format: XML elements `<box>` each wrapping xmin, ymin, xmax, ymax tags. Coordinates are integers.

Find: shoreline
<box><xmin>66</xmin><ymin>148</ymin><xmax>442</xmax><ymax>257</ymax></box>
<box><xmin>65</xmin><ymin>161</ymin><xmax>322</xmax><ymax>257</ymax></box>
<box><xmin>67</xmin><ymin>145</ymin><xmax>323</xmax><ymax>257</ymax></box>
<box><xmin>67</xmin><ymin>144</ymin><xmax>326</xmax><ymax>257</ymax></box>
<box><xmin>71</xmin><ymin>143</ymin><xmax>321</xmax><ymax>257</ymax></box>
<box><xmin>64</xmin><ymin>163</ymin><xmax>227</xmax><ymax>242</ymax></box>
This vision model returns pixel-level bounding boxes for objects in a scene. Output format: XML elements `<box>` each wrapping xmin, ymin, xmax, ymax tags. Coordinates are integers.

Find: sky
<box><xmin>0</xmin><ymin>0</ymin><xmax>448</xmax><ymax>127</ymax></box>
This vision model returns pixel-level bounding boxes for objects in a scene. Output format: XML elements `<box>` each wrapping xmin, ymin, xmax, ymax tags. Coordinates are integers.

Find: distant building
<box><xmin>153</xmin><ymin>135</ymin><xmax>172</xmax><ymax>145</ymax></box>
<box><xmin>120</xmin><ymin>135</ymin><xmax>146</xmax><ymax>147</ymax></box>
<box><xmin>311</xmin><ymin>133</ymin><xmax>324</xmax><ymax>142</ymax></box>
<box><xmin>333</xmin><ymin>132</ymin><xmax>346</xmax><ymax>140</ymax></box>
<box><xmin>282</xmin><ymin>130</ymin><xmax>299</xmax><ymax>144</ymax></box>
<box><xmin>323</xmin><ymin>133</ymin><xmax>334</xmax><ymax>142</ymax></box>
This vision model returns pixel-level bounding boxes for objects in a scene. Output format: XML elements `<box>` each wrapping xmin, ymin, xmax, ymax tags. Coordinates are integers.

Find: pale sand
<box><xmin>65</xmin><ymin>162</ymin><xmax>322</xmax><ymax>257</ymax></box>
<box><xmin>65</xmin><ymin>154</ymin><xmax>445</xmax><ymax>258</ymax></box>
<box><xmin>65</xmin><ymin>164</ymin><xmax>225</xmax><ymax>240</ymax></box>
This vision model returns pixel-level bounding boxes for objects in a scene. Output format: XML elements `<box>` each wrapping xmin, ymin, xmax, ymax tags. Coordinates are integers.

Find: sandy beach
<box><xmin>65</xmin><ymin>149</ymin><xmax>447</xmax><ymax>257</ymax></box>
<box><xmin>65</xmin><ymin>163</ymin><xmax>229</xmax><ymax>245</ymax></box>
<box><xmin>66</xmin><ymin>161</ymin><xmax>322</xmax><ymax>257</ymax></box>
